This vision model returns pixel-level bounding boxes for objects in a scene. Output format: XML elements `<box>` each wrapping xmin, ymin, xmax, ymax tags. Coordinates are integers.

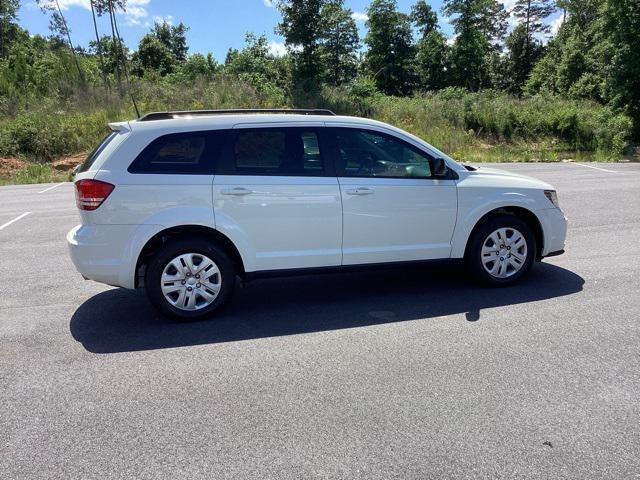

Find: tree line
<box><xmin>0</xmin><ymin>0</ymin><xmax>638</xmax><ymax>137</ymax></box>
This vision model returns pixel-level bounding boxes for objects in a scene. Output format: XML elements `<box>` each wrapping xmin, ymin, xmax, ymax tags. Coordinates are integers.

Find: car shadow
<box><xmin>70</xmin><ymin>262</ymin><xmax>584</xmax><ymax>354</ymax></box>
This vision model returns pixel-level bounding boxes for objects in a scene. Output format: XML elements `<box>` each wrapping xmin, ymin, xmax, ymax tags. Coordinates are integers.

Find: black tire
<box><xmin>145</xmin><ymin>237</ymin><xmax>236</xmax><ymax>320</ymax></box>
<box><xmin>466</xmin><ymin>214</ymin><xmax>536</xmax><ymax>286</ymax></box>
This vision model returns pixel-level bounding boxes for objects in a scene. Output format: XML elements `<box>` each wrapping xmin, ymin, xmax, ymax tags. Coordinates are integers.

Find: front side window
<box><xmin>129</xmin><ymin>131</ymin><xmax>227</xmax><ymax>174</ymax></box>
<box><xmin>333</xmin><ymin>128</ymin><xmax>433</xmax><ymax>178</ymax></box>
<box><xmin>231</xmin><ymin>128</ymin><xmax>324</xmax><ymax>176</ymax></box>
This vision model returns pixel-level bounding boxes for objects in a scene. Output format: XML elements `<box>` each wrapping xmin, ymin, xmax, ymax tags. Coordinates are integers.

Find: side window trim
<box><xmin>325</xmin><ymin>126</ymin><xmax>438</xmax><ymax>180</ymax></box>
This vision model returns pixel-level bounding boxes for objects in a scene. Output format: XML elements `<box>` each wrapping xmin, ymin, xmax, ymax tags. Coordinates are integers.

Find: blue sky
<box><xmin>18</xmin><ymin>0</ymin><xmax>561</xmax><ymax>61</ymax></box>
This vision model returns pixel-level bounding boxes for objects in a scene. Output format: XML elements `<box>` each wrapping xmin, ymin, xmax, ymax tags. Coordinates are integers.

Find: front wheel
<box><xmin>466</xmin><ymin>215</ymin><xmax>536</xmax><ymax>286</ymax></box>
<box><xmin>145</xmin><ymin>238</ymin><xmax>236</xmax><ymax>320</ymax></box>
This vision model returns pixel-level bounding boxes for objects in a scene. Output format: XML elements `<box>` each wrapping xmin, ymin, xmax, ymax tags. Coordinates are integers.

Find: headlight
<box><xmin>544</xmin><ymin>190</ymin><xmax>559</xmax><ymax>208</ymax></box>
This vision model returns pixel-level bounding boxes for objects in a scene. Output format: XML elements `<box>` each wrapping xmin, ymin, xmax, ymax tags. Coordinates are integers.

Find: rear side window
<box><xmin>77</xmin><ymin>131</ymin><xmax>117</xmax><ymax>173</ymax></box>
<box><xmin>128</xmin><ymin>130</ymin><xmax>227</xmax><ymax>174</ymax></box>
<box><xmin>228</xmin><ymin>128</ymin><xmax>325</xmax><ymax>176</ymax></box>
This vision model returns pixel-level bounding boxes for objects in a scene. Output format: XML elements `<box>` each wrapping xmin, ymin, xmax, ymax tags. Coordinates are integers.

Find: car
<box><xmin>67</xmin><ymin>108</ymin><xmax>568</xmax><ymax>320</ymax></box>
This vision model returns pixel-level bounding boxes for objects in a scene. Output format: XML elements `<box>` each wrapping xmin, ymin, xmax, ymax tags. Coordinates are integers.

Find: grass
<box><xmin>0</xmin><ymin>80</ymin><xmax>634</xmax><ymax>186</ymax></box>
<box><xmin>0</xmin><ymin>163</ymin><xmax>71</xmax><ymax>186</ymax></box>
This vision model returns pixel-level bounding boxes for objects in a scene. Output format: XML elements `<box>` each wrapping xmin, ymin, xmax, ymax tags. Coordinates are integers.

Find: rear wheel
<box><xmin>466</xmin><ymin>215</ymin><xmax>536</xmax><ymax>286</ymax></box>
<box><xmin>145</xmin><ymin>238</ymin><xmax>235</xmax><ymax>320</ymax></box>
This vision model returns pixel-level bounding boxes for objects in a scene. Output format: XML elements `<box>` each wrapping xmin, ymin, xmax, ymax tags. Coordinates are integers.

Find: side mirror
<box><xmin>431</xmin><ymin>157</ymin><xmax>447</xmax><ymax>177</ymax></box>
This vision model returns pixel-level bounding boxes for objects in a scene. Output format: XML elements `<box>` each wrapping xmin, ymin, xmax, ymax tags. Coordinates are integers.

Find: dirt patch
<box><xmin>52</xmin><ymin>153</ymin><xmax>87</xmax><ymax>171</ymax></box>
<box><xmin>0</xmin><ymin>157</ymin><xmax>28</xmax><ymax>177</ymax></box>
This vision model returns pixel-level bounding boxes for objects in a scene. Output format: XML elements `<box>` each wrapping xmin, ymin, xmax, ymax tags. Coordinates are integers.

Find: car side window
<box><xmin>230</xmin><ymin>128</ymin><xmax>325</xmax><ymax>176</ymax></box>
<box><xmin>332</xmin><ymin>128</ymin><xmax>434</xmax><ymax>178</ymax></box>
<box><xmin>128</xmin><ymin>131</ymin><xmax>227</xmax><ymax>174</ymax></box>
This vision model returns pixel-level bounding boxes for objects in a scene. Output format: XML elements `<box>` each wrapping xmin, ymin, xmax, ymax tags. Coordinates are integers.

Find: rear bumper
<box><xmin>67</xmin><ymin>224</ymin><xmax>137</xmax><ymax>289</ymax></box>
<box><xmin>537</xmin><ymin>208</ymin><xmax>568</xmax><ymax>257</ymax></box>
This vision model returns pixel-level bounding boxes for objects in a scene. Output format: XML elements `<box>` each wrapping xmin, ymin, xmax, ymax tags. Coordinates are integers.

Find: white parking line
<box><xmin>570</xmin><ymin>162</ymin><xmax>617</xmax><ymax>173</ymax></box>
<box><xmin>38</xmin><ymin>183</ymin><xmax>65</xmax><ymax>194</ymax></box>
<box><xmin>0</xmin><ymin>212</ymin><xmax>31</xmax><ymax>231</ymax></box>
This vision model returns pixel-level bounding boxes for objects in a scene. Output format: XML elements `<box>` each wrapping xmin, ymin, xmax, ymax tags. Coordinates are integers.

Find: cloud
<box><xmin>118</xmin><ymin>0</ymin><xmax>151</xmax><ymax>26</ymax></box>
<box><xmin>152</xmin><ymin>14</ymin><xmax>173</xmax><ymax>25</ymax></box>
<box><xmin>263</xmin><ymin>0</ymin><xmax>274</xmax><ymax>6</ymax></box>
<box><xmin>268</xmin><ymin>39</ymin><xmax>287</xmax><ymax>57</ymax></box>
<box><xmin>51</xmin><ymin>0</ymin><xmax>151</xmax><ymax>27</ymax></box>
<box><xmin>351</xmin><ymin>11</ymin><xmax>368</xmax><ymax>23</ymax></box>
<box><xmin>55</xmin><ymin>0</ymin><xmax>91</xmax><ymax>9</ymax></box>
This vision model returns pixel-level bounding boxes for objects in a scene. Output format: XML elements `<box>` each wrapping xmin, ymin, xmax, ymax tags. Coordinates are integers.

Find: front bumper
<box><xmin>537</xmin><ymin>207</ymin><xmax>568</xmax><ymax>257</ymax></box>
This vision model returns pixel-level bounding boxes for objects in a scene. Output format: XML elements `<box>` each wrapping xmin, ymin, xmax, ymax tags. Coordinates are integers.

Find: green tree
<box><xmin>443</xmin><ymin>0</ymin><xmax>508</xmax><ymax>90</ymax></box>
<box><xmin>319</xmin><ymin>0</ymin><xmax>359</xmax><ymax>85</ymax></box>
<box><xmin>512</xmin><ymin>0</ymin><xmax>556</xmax><ymax>80</ymax></box>
<box><xmin>525</xmin><ymin>0</ymin><xmax>603</xmax><ymax>98</ymax></box>
<box><xmin>0</xmin><ymin>0</ymin><xmax>20</xmax><ymax>58</ymax></box>
<box><xmin>601</xmin><ymin>0</ymin><xmax>640</xmax><ymax>136</ymax></box>
<box><xmin>150</xmin><ymin>21</ymin><xmax>189</xmax><ymax>62</ymax></box>
<box><xmin>411</xmin><ymin>0</ymin><xmax>438</xmax><ymax>36</ymax></box>
<box><xmin>224</xmin><ymin>33</ymin><xmax>291</xmax><ymax>100</ymax></box>
<box><xmin>411</xmin><ymin>1</ymin><xmax>449</xmax><ymax>90</ymax></box>
<box><xmin>364</xmin><ymin>0</ymin><xmax>415</xmax><ymax>95</ymax></box>
<box><xmin>277</xmin><ymin>0</ymin><xmax>326</xmax><ymax>89</ymax></box>
<box><xmin>178</xmin><ymin>53</ymin><xmax>217</xmax><ymax>80</ymax></box>
<box><xmin>36</xmin><ymin>0</ymin><xmax>84</xmax><ymax>84</ymax></box>
<box><xmin>505</xmin><ymin>23</ymin><xmax>543</xmax><ymax>93</ymax></box>
<box><xmin>132</xmin><ymin>21</ymin><xmax>190</xmax><ymax>76</ymax></box>
<box><xmin>135</xmin><ymin>34</ymin><xmax>175</xmax><ymax>75</ymax></box>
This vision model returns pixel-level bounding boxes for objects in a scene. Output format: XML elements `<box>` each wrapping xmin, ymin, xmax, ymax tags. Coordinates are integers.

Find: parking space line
<box><xmin>0</xmin><ymin>212</ymin><xmax>31</xmax><ymax>231</ymax></box>
<box><xmin>38</xmin><ymin>183</ymin><xmax>65</xmax><ymax>194</ymax></box>
<box><xmin>570</xmin><ymin>162</ymin><xmax>617</xmax><ymax>173</ymax></box>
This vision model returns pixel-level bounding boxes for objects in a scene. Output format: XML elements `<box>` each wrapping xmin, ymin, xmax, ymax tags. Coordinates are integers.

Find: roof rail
<box><xmin>138</xmin><ymin>108</ymin><xmax>336</xmax><ymax>122</ymax></box>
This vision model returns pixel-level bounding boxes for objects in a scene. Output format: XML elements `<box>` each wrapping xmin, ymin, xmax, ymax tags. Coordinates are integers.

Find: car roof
<box><xmin>123</xmin><ymin>113</ymin><xmax>391</xmax><ymax>134</ymax></box>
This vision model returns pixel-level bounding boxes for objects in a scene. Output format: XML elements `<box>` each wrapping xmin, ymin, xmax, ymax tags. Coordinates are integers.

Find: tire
<box><xmin>466</xmin><ymin>215</ymin><xmax>536</xmax><ymax>286</ymax></box>
<box><xmin>145</xmin><ymin>237</ymin><xmax>236</xmax><ymax>320</ymax></box>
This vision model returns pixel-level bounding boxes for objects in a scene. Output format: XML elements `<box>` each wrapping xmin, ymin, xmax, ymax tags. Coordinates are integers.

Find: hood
<box><xmin>464</xmin><ymin>165</ymin><xmax>555</xmax><ymax>190</ymax></box>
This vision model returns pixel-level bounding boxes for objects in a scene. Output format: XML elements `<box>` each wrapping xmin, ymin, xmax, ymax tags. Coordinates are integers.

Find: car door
<box><xmin>212</xmin><ymin>124</ymin><xmax>342</xmax><ymax>272</ymax></box>
<box><xmin>328</xmin><ymin>126</ymin><xmax>458</xmax><ymax>265</ymax></box>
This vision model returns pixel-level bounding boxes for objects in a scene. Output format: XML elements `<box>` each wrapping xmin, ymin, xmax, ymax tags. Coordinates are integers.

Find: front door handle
<box><xmin>221</xmin><ymin>187</ymin><xmax>252</xmax><ymax>196</ymax></box>
<box><xmin>345</xmin><ymin>187</ymin><xmax>374</xmax><ymax>196</ymax></box>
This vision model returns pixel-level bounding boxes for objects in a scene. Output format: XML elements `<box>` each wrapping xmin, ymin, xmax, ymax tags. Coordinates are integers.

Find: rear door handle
<box><xmin>221</xmin><ymin>187</ymin><xmax>252</xmax><ymax>196</ymax></box>
<box><xmin>345</xmin><ymin>187</ymin><xmax>374</xmax><ymax>196</ymax></box>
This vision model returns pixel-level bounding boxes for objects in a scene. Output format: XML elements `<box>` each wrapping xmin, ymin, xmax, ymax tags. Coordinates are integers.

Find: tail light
<box><xmin>75</xmin><ymin>179</ymin><xmax>115</xmax><ymax>211</ymax></box>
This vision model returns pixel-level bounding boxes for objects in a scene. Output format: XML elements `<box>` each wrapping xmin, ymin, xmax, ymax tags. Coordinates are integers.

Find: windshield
<box><xmin>76</xmin><ymin>131</ymin><xmax>117</xmax><ymax>173</ymax></box>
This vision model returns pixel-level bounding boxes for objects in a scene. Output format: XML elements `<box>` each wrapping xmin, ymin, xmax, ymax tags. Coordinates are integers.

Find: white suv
<box><xmin>67</xmin><ymin>109</ymin><xmax>567</xmax><ymax>320</ymax></box>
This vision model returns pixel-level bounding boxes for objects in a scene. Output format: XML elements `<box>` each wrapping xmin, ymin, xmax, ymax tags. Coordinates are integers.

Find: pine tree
<box><xmin>277</xmin><ymin>0</ymin><xmax>327</xmax><ymax>90</ymax></box>
<box><xmin>512</xmin><ymin>0</ymin><xmax>556</xmax><ymax>75</ymax></box>
<box><xmin>364</xmin><ymin>0</ymin><xmax>415</xmax><ymax>95</ymax></box>
<box><xmin>442</xmin><ymin>0</ymin><xmax>508</xmax><ymax>90</ymax></box>
<box><xmin>319</xmin><ymin>0</ymin><xmax>359</xmax><ymax>86</ymax></box>
<box><xmin>411</xmin><ymin>0</ymin><xmax>449</xmax><ymax>90</ymax></box>
<box><xmin>0</xmin><ymin>0</ymin><xmax>20</xmax><ymax>58</ymax></box>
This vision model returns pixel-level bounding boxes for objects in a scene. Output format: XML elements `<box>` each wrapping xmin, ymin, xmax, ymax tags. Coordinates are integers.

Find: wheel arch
<box><xmin>135</xmin><ymin>225</ymin><xmax>245</xmax><ymax>288</ymax></box>
<box><xmin>462</xmin><ymin>206</ymin><xmax>544</xmax><ymax>261</ymax></box>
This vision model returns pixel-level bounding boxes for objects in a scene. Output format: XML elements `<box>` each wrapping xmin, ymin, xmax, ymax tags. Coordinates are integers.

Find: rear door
<box><xmin>212</xmin><ymin>123</ymin><xmax>342</xmax><ymax>272</ymax></box>
<box><xmin>328</xmin><ymin>126</ymin><xmax>458</xmax><ymax>265</ymax></box>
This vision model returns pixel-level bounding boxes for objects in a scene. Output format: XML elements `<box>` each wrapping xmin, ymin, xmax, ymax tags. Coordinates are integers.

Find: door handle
<box><xmin>346</xmin><ymin>187</ymin><xmax>374</xmax><ymax>196</ymax></box>
<box><xmin>221</xmin><ymin>187</ymin><xmax>252</xmax><ymax>196</ymax></box>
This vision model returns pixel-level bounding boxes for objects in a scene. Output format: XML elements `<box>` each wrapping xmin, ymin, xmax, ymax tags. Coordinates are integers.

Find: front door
<box><xmin>328</xmin><ymin>126</ymin><xmax>458</xmax><ymax>265</ymax></box>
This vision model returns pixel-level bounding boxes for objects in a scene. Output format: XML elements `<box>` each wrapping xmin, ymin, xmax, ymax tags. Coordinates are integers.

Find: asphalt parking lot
<box><xmin>1</xmin><ymin>162</ymin><xmax>639</xmax><ymax>479</ymax></box>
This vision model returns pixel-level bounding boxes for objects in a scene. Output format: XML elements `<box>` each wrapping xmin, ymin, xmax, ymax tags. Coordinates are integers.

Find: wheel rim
<box><xmin>481</xmin><ymin>227</ymin><xmax>528</xmax><ymax>279</ymax></box>
<box><xmin>160</xmin><ymin>253</ymin><xmax>222</xmax><ymax>311</ymax></box>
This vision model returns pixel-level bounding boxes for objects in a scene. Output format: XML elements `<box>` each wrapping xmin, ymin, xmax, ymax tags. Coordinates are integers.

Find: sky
<box><xmin>18</xmin><ymin>0</ymin><xmax>563</xmax><ymax>61</ymax></box>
